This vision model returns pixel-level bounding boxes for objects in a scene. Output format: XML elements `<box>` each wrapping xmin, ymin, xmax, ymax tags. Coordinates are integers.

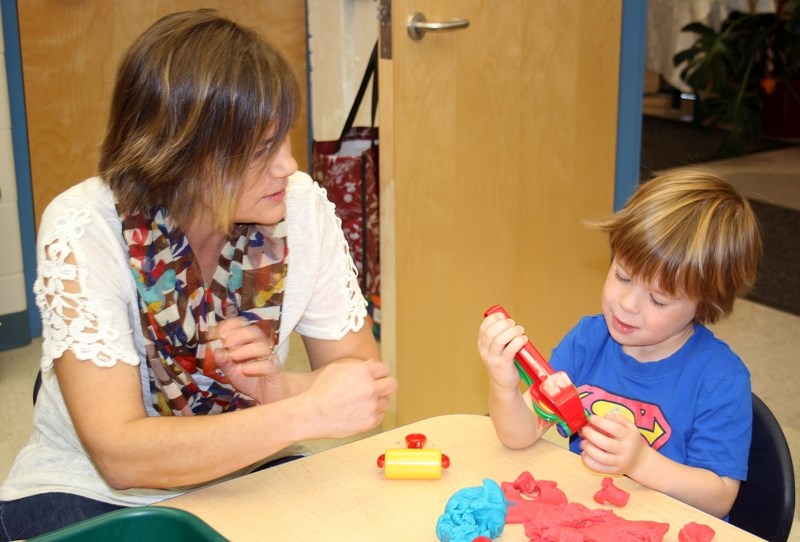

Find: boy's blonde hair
<box><xmin>588</xmin><ymin>170</ymin><xmax>762</xmax><ymax>324</ymax></box>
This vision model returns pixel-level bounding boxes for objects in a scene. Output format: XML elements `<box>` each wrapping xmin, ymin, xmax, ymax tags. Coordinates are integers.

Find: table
<box><xmin>160</xmin><ymin>414</ymin><xmax>760</xmax><ymax>541</ymax></box>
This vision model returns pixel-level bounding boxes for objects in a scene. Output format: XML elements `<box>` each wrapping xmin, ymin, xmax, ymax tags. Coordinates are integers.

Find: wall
<box><xmin>307</xmin><ymin>0</ymin><xmax>379</xmax><ymax>142</ymax></box>
<box><xmin>0</xmin><ymin>7</ymin><xmax>31</xmax><ymax>350</ymax></box>
<box><xmin>18</xmin><ymin>1</ymin><xmax>309</xmax><ymax>230</ymax></box>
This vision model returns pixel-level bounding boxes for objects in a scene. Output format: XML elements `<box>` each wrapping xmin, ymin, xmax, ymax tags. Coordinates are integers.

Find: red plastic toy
<box><xmin>483</xmin><ymin>304</ymin><xmax>589</xmax><ymax>436</ymax></box>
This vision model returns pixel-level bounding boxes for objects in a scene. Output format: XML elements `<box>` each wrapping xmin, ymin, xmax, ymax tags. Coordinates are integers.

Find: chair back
<box><xmin>33</xmin><ymin>369</ymin><xmax>42</xmax><ymax>404</ymax></box>
<box><xmin>729</xmin><ymin>393</ymin><xmax>796</xmax><ymax>541</ymax></box>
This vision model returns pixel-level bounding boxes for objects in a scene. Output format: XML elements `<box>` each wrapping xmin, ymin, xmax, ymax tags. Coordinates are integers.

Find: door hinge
<box><xmin>378</xmin><ymin>0</ymin><xmax>392</xmax><ymax>59</ymax></box>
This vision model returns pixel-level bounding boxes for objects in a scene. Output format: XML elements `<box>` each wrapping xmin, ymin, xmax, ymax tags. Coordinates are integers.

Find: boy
<box><xmin>478</xmin><ymin>170</ymin><xmax>761</xmax><ymax>518</ymax></box>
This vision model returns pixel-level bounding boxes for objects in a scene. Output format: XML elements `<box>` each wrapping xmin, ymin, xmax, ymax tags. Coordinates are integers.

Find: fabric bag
<box><xmin>312</xmin><ymin>44</ymin><xmax>380</xmax><ymax>318</ymax></box>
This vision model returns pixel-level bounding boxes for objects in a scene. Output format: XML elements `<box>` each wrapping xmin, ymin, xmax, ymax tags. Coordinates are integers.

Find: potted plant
<box><xmin>673</xmin><ymin>0</ymin><xmax>800</xmax><ymax>155</ymax></box>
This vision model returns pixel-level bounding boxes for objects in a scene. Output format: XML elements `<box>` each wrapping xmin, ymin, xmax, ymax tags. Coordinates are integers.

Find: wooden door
<box><xmin>380</xmin><ymin>1</ymin><xmax>622</xmax><ymax>426</ymax></box>
<box><xmin>17</xmin><ymin>1</ymin><xmax>308</xmax><ymax>228</ymax></box>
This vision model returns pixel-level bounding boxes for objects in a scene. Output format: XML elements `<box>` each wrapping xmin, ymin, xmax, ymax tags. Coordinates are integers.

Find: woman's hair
<box><xmin>587</xmin><ymin>170</ymin><xmax>762</xmax><ymax>324</ymax></box>
<box><xmin>99</xmin><ymin>9</ymin><xmax>299</xmax><ymax>231</ymax></box>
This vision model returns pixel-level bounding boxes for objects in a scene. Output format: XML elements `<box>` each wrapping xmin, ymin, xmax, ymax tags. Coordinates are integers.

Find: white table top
<box><xmin>160</xmin><ymin>414</ymin><xmax>760</xmax><ymax>541</ymax></box>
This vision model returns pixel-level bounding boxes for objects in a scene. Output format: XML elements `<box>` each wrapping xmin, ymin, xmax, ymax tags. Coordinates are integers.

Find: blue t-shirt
<box><xmin>549</xmin><ymin>315</ymin><xmax>751</xmax><ymax>481</ymax></box>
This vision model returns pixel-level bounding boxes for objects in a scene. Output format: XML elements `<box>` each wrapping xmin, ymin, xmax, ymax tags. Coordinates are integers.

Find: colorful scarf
<box><xmin>120</xmin><ymin>207</ymin><xmax>287</xmax><ymax>416</ymax></box>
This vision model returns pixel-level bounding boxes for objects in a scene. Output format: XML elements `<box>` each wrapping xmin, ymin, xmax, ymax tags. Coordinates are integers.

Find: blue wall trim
<box><xmin>2</xmin><ymin>0</ymin><xmax>41</xmax><ymax>337</ymax></box>
<box><xmin>305</xmin><ymin>0</ymin><xmax>314</xmax><ymax>171</ymax></box>
<box><xmin>0</xmin><ymin>311</ymin><xmax>32</xmax><ymax>351</ymax></box>
<box><xmin>615</xmin><ymin>0</ymin><xmax>648</xmax><ymax>211</ymax></box>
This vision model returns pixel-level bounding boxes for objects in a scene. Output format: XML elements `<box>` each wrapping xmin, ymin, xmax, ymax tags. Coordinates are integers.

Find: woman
<box><xmin>0</xmin><ymin>9</ymin><xmax>397</xmax><ymax>540</ymax></box>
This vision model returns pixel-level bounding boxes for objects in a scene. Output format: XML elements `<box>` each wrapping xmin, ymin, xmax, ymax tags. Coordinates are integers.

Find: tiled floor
<box><xmin>1</xmin><ymin>95</ymin><xmax>798</xmax><ymax>540</ymax></box>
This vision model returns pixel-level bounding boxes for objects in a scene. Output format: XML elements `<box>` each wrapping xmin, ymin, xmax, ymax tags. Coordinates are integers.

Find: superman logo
<box><xmin>578</xmin><ymin>385</ymin><xmax>672</xmax><ymax>450</ymax></box>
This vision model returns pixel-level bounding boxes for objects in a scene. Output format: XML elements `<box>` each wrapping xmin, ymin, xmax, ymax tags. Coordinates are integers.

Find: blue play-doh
<box><xmin>435</xmin><ymin>478</ymin><xmax>507</xmax><ymax>542</ymax></box>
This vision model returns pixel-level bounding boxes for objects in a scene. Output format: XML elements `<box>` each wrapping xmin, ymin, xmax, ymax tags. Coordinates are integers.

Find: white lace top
<box><xmin>0</xmin><ymin>173</ymin><xmax>367</xmax><ymax>506</ymax></box>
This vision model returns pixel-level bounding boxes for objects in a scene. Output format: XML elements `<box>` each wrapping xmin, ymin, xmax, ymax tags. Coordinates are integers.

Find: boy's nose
<box><xmin>619</xmin><ymin>289</ymin><xmax>639</xmax><ymax>314</ymax></box>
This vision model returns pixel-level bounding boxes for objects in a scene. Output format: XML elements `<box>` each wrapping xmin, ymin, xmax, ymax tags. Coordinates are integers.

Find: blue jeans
<box><xmin>0</xmin><ymin>493</ymin><xmax>124</xmax><ymax>541</ymax></box>
<box><xmin>0</xmin><ymin>456</ymin><xmax>302</xmax><ymax>540</ymax></box>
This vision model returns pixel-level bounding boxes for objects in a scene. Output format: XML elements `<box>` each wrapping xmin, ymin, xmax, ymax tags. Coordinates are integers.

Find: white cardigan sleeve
<box><xmin>34</xmin><ymin>178</ymin><xmax>141</xmax><ymax>373</ymax></box>
<box><xmin>280</xmin><ymin>172</ymin><xmax>368</xmax><ymax>347</ymax></box>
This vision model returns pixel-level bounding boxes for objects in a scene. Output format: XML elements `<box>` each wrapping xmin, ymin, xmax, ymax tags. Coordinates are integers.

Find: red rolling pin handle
<box><xmin>483</xmin><ymin>304</ymin><xmax>588</xmax><ymax>435</ymax></box>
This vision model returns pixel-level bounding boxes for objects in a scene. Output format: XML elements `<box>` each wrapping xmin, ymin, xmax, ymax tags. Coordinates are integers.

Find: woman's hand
<box><xmin>304</xmin><ymin>360</ymin><xmax>398</xmax><ymax>438</ymax></box>
<box><xmin>477</xmin><ymin>312</ymin><xmax>526</xmax><ymax>391</ymax></box>
<box><xmin>578</xmin><ymin>413</ymin><xmax>648</xmax><ymax>475</ymax></box>
<box><xmin>211</xmin><ymin>317</ymin><xmax>285</xmax><ymax>403</ymax></box>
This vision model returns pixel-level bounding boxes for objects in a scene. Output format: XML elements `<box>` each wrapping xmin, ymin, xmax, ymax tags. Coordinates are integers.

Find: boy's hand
<box><xmin>477</xmin><ymin>312</ymin><xmax>527</xmax><ymax>391</ymax></box>
<box><xmin>578</xmin><ymin>413</ymin><xmax>648</xmax><ymax>475</ymax></box>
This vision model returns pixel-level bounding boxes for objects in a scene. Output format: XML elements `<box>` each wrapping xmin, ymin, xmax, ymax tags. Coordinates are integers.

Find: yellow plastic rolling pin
<box><xmin>377</xmin><ymin>433</ymin><xmax>450</xmax><ymax>480</ymax></box>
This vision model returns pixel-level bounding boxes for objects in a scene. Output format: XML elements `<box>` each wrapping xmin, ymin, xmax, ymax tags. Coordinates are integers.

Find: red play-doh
<box><xmin>593</xmin><ymin>477</ymin><xmax>630</xmax><ymax>507</ymax></box>
<box><xmin>501</xmin><ymin>471</ymin><xmax>568</xmax><ymax>524</ymax></box>
<box><xmin>678</xmin><ymin>521</ymin><xmax>715</xmax><ymax>542</ymax></box>
<box><xmin>499</xmin><ymin>472</ymin><xmax>670</xmax><ymax>541</ymax></box>
<box><xmin>523</xmin><ymin>502</ymin><xmax>669</xmax><ymax>541</ymax></box>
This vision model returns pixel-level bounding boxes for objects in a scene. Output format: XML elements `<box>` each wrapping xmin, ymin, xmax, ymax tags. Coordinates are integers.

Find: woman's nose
<box><xmin>271</xmin><ymin>137</ymin><xmax>298</xmax><ymax>177</ymax></box>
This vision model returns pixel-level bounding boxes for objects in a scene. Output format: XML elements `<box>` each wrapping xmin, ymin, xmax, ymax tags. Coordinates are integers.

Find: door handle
<box><xmin>406</xmin><ymin>12</ymin><xmax>469</xmax><ymax>41</ymax></box>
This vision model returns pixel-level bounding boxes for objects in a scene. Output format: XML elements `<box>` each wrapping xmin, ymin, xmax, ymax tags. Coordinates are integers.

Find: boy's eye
<box><xmin>614</xmin><ymin>270</ymin><xmax>631</xmax><ymax>283</ymax></box>
<box><xmin>650</xmin><ymin>295</ymin><xmax>667</xmax><ymax>308</ymax></box>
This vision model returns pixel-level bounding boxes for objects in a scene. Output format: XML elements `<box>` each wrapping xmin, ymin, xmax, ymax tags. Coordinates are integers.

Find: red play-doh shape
<box><xmin>501</xmin><ymin>471</ymin><xmax>568</xmax><ymax>524</ymax></box>
<box><xmin>593</xmin><ymin>477</ymin><xmax>630</xmax><ymax>507</ymax></box>
<box><xmin>523</xmin><ymin>502</ymin><xmax>669</xmax><ymax>541</ymax></box>
<box><xmin>499</xmin><ymin>472</ymin><xmax>670</xmax><ymax>541</ymax></box>
<box><xmin>678</xmin><ymin>521</ymin><xmax>716</xmax><ymax>542</ymax></box>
